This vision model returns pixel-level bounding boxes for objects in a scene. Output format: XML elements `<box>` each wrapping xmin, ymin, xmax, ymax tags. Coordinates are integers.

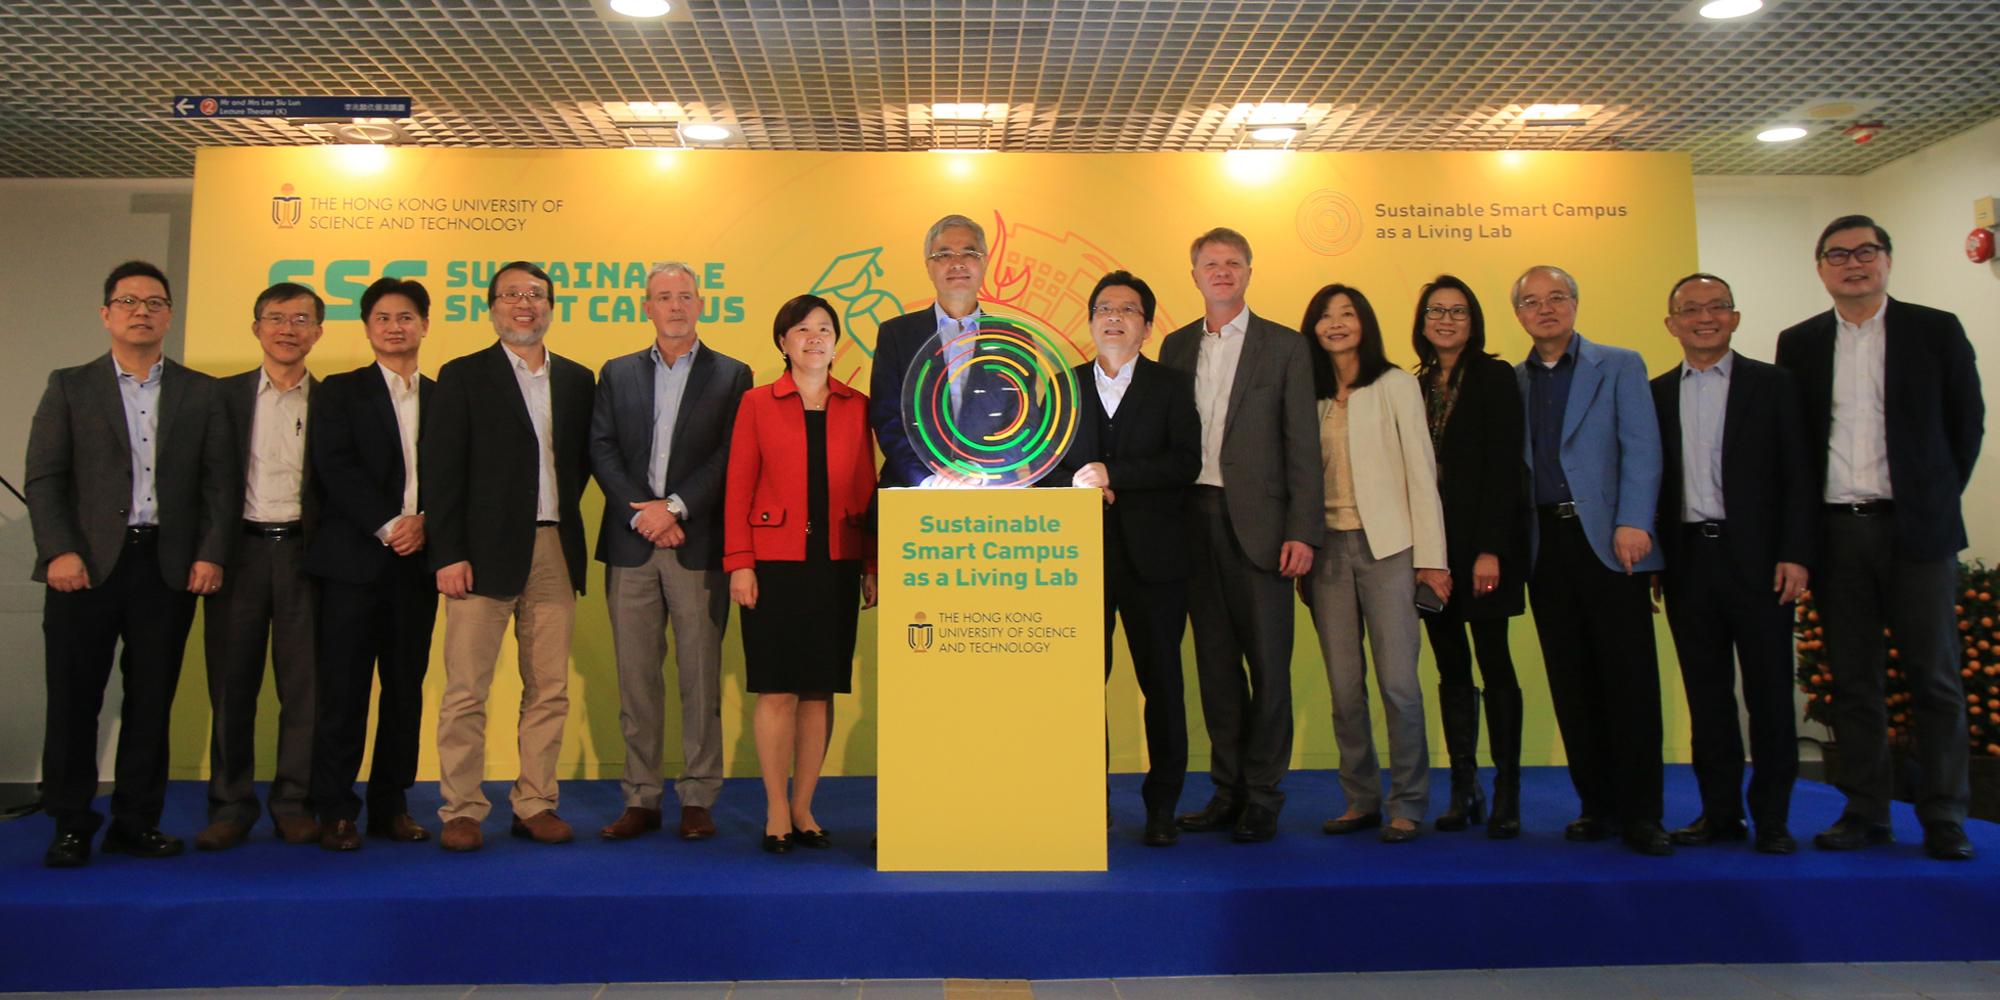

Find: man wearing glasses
<box><xmin>871</xmin><ymin>213</ymin><xmax>996</xmax><ymax>488</ymax></box>
<box><xmin>28</xmin><ymin>260</ymin><xmax>237</xmax><ymax>867</ymax></box>
<box><xmin>1511</xmin><ymin>264</ymin><xmax>1669</xmax><ymax>856</ymax></box>
<box><xmin>1649</xmin><ymin>273</ymin><xmax>1814</xmax><ymax>856</ymax></box>
<box><xmin>1776</xmin><ymin>216</ymin><xmax>1984</xmax><ymax>861</ymax></box>
<box><xmin>196</xmin><ymin>282</ymin><xmax>325</xmax><ymax>851</ymax></box>
<box><xmin>424</xmin><ymin>261</ymin><xmax>596</xmax><ymax>852</ymax></box>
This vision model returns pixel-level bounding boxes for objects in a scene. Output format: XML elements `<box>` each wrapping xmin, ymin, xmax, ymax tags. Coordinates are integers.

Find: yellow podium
<box><xmin>876</xmin><ymin>486</ymin><xmax>1106</xmax><ymax>871</ymax></box>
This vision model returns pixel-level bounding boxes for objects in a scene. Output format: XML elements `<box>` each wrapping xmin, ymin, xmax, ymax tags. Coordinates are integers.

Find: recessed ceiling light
<box><xmin>931</xmin><ymin>103</ymin><xmax>999</xmax><ymax>123</ymax></box>
<box><xmin>679</xmin><ymin>123</ymin><xmax>732</xmax><ymax>142</ymax></box>
<box><xmin>334</xmin><ymin>120</ymin><xmax>403</xmax><ymax>143</ymax></box>
<box><xmin>1249</xmin><ymin>126</ymin><xmax>1299</xmax><ymax>143</ymax></box>
<box><xmin>609</xmin><ymin>0</ymin><xmax>672</xmax><ymax>16</ymax></box>
<box><xmin>928</xmin><ymin>147</ymin><xmax>994</xmax><ymax>154</ymax></box>
<box><xmin>1699</xmin><ymin>0</ymin><xmax>1763</xmax><ymax>19</ymax></box>
<box><xmin>1521</xmin><ymin>103</ymin><xmax>1585</xmax><ymax>121</ymax></box>
<box><xmin>1757</xmin><ymin>126</ymin><xmax>1808</xmax><ymax>142</ymax></box>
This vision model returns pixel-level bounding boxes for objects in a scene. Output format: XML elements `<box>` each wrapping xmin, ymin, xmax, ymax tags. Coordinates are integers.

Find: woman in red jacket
<box><xmin>724</xmin><ymin>293</ymin><xmax>878</xmax><ymax>854</ymax></box>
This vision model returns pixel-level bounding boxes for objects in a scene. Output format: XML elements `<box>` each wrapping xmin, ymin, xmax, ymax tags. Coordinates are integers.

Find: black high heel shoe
<box><xmin>760</xmin><ymin>832</ymin><xmax>793</xmax><ymax>854</ymax></box>
<box><xmin>792</xmin><ymin>828</ymin><xmax>832</xmax><ymax>849</ymax></box>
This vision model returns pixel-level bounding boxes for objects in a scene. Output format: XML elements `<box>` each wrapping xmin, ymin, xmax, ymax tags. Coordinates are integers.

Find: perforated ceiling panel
<box><xmin>1</xmin><ymin>0</ymin><xmax>1995</xmax><ymax>177</ymax></box>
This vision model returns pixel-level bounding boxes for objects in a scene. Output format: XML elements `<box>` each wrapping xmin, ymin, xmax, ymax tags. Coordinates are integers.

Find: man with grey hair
<box><xmin>1511</xmin><ymin>263</ymin><xmax>1669</xmax><ymax>856</ymax></box>
<box><xmin>589</xmin><ymin>261</ymin><xmax>752</xmax><ymax>842</ymax></box>
<box><xmin>424</xmin><ymin>260</ymin><xmax>595</xmax><ymax>852</ymax></box>
<box><xmin>871</xmin><ymin>213</ymin><xmax>992</xmax><ymax>487</ymax></box>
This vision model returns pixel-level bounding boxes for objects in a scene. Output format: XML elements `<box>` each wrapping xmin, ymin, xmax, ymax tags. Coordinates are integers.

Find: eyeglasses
<box><xmin>1818</xmin><ymin>243</ymin><xmax>1885</xmax><ymax>266</ymax></box>
<box><xmin>1091</xmin><ymin>303</ymin><xmax>1145</xmax><ymax>319</ymax></box>
<box><xmin>495</xmin><ymin>288</ymin><xmax>548</xmax><ymax>303</ymax></box>
<box><xmin>1423</xmin><ymin>305</ymin><xmax>1470</xmax><ymax>320</ymax></box>
<box><xmin>926</xmin><ymin>249</ymin><xmax>985</xmax><ymax>264</ymax></box>
<box><xmin>109</xmin><ymin>295</ymin><xmax>172</xmax><ymax>313</ymax></box>
<box><xmin>1671</xmin><ymin>302</ymin><xmax>1736</xmax><ymax>318</ymax></box>
<box><xmin>1515</xmin><ymin>292</ymin><xmax>1574</xmax><ymax>312</ymax></box>
<box><xmin>258</xmin><ymin>312</ymin><xmax>318</xmax><ymax>328</ymax></box>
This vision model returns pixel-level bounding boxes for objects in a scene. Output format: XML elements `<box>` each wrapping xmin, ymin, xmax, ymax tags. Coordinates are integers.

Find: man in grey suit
<box><xmin>27</xmin><ymin>260</ymin><xmax>238</xmax><ymax>868</ymax></box>
<box><xmin>197</xmin><ymin>281</ymin><xmax>325</xmax><ymax>851</ymax></box>
<box><xmin>1159</xmin><ymin>228</ymin><xmax>1323</xmax><ymax>843</ymax></box>
<box><xmin>590</xmin><ymin>261</ymin><xmax>753</xmax><ymax>841</ymax></box>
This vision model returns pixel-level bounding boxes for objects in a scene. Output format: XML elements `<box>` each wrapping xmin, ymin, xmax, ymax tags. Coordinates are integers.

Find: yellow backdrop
<box><xmin>178</xmin><ymin>146</ymin><xmax>1698</xmax><ymax>784</ymax></box>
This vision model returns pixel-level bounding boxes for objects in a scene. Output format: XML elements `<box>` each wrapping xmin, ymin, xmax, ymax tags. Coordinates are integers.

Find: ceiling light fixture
<box><xmin>609</xmin><ymin>0</ymin><xmax>672</xmax><ymax>16</ymax></box>
<box><xmin>333</xmin><ymin>120</ymin><xmax>403</xmax><ymax>143</ymax></box>
<box><xmin>1249</xmin><ymin>125</ymin><xmax>1300</xmax><ymax>143</ymax></box>
<box><xmin>1757</xmin><ymin>125</ymin><xmax>1808</xmax><ymax>142</ymax></box>
<box><xmin>1698</xmin><ymin>0</ymin><xmax>1763</xmax><ymax>18</ymax></box>
<box><xmin>679</xmin><ymin>123</ymin><xmax>732</xmax><ymax>143</ymax></box>
<box><xmin>929</xmin><ymin>103</ymin><xmax>1001</xmax><ymax>124</ymax></box>
<box><xmin>1520</xmin><ymin>104</ymin><xmax>1590</xmax><ymax>126</ymax></box>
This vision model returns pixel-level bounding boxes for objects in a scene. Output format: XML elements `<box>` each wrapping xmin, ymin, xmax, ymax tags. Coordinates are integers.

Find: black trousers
<box><xmin>42</xmin><ymin>533</ymin><xmax>197</xmax><ymax>836</ymax></box>
<box><xmin>1816</xmin><ymin>510</ymin><xmax>1966</xmax><ymax>824</ymax></box>
<box><xmin>1186</xmin><ymin>487</ymin><xmax>1295</xmax><ymax>813</ymax></box>
<box><xmin>1424</xmin><ymin>611</ymin><xmax>1520</xmax><ymax>693</ymax></box>
<box><xmin>1104</xmin><ymin>528</ymin><xmax>1189</xmax><ymax>816</ymax></box>
<box><xmin>202</xmin><ymin>531</ymin><xmax>316</xmax><ymax>826</ymax></box>
<box><xmin>1661</xmin><ymin>527</ymin><xmax>1798</xmax><ymax>829</ymax></box>
<box><xmin>309</xmin><ymin>553</ymin><xmax>437</xmax><ymax>825</ymax></box>
<box><xmin>1528</xmin><ymin>510</ymin><xmax>1663</xmax><ymax>826</ymax></box>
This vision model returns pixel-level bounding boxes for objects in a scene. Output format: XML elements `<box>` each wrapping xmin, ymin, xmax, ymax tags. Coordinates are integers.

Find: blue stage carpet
<box><xmin>0</xmin><ymin>766</ymin><xmax>1993</xmax><ymax>991</ymax></box>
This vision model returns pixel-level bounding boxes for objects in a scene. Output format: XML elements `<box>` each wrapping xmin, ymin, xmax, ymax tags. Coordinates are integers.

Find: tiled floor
<box><xmin>5</xmin><ymin>965</ymin><xmax>2000</xmax><ymax>1000</ymax></box>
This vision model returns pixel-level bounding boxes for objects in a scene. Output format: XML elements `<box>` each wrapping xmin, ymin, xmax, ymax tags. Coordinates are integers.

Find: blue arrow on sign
<box><xmin>171</xmin><ymin>96</ymin><xmax>412</xmax><ymax>119</ymax></box>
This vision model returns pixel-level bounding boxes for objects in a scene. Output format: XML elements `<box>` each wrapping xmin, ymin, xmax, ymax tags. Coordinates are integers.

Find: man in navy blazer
<box><xmin>871</xmin><ymin>214</ymin><xmax>991</xmax><ymax>488</ymax></box>
<box><xmin>1651</xmin><ymin>273</ymin><xmax>1815</xmax><ymax>855</ymax></box>
<box><xmin>1512</xmin><ymin>264</ymin><xmax>1670</xmax><ymax>856</ymax></box>
<box><xmin>590</xmin><ymin>261</ymin><xmax>752</xmax><ymax>842</ymax></box>
<box><xmin>306</xmin><ymin>277</ymin><xmax>439</xmax><ymax>850</ymax></box>
<box><xmin>1048</xmin><ymin>270</ymin><xmax>1202</xmax><ymax>846</ymax></box>
<box><xmin>1775</xmin><ymin>215</ymin><xmax>1983</xmax><ymax>861</ymax></box>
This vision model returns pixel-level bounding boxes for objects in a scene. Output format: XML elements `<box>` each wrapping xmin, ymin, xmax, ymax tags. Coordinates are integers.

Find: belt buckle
<box><xmin>1699</xmin><ymin>522</ymin><xmax>1723</xmax><ymax>539</ymax></box>
<box><xmin>1555</xmin><ymin>501</ymin><xmax>1578</xmax><ymax>520</ymax></box>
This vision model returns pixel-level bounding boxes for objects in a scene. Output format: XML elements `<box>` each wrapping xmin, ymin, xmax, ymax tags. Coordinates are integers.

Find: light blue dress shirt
<box><xmin>935</xmin><ymin>302</ymin><xmax>983</xmax><ymax>419</ymax></box>
<box><xmin>117</xmin><ymin>359</ymin><xmax>163</xmax><ymax>526</ymax></box>
<box><xmin>646</xmin><ymin>340</ymin><xmax>698</xmax><ymax>518</ymax></box>
<box><xmin>1678</xmin><ymin>351</ymin><xmax>1732</xmax><ymax>522</ymax></box>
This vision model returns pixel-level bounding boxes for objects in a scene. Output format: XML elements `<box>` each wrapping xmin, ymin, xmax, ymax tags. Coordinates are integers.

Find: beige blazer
<box><xmin>1317</xmin><ymin>367</ymin><xmax>1447</xmax><ymax>568</ymax></box>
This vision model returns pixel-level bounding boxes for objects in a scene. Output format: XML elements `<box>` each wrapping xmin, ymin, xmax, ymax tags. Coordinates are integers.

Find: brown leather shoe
<box><xmin>194</xmin><ymin>820</ymin><xmax>250</xmax><ymax>852</ymax></box>
<box><xmin>440</xmin><ymin>817</ymin><xmax>483</xmax><ymax>852</ymax></box>
<box><xmin>600</xmin><ymin>807</ymin><xmax>662</xmax><ymax>840</ymax></box>
<box><xmin>320</xmin><ymin>819</ymin><xmax>363</xmax><ymax>852</ymax></box>
<box><xmin>511</xmin><ymin>810</ymin><xmax>574</xmax><ymax>845</ymax></box>
<box><xmin>274</xmin><ymin>814</ymin><xmax>322</xmax><ymax>845</ymax></box>
<box><xmin>367</xmin><ymin>813</ymin><xmax>431</xmax><ymax>842</ymax></box>
<box><xmin>679</xmin><ymin>805</ymin><xmax>717</xmax><ymax>840</ymax></box>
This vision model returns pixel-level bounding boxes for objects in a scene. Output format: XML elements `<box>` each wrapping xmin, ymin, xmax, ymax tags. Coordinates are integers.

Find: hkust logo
<box><xmin>271</xmin><ymin>183</ymin><xmax>302</xmax><ymax>229</ymax></box>
<box><xmin>907</xmin><ymin>612</ymin><xmax>933</xmax><ymax>653</ymax></box>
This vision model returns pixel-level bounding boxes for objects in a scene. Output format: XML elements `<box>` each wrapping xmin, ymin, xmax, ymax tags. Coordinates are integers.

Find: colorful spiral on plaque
<box><xmin>898</xmin><ymin>316</ymin><xmax>1081</xmax><ymax>487</ymax></box>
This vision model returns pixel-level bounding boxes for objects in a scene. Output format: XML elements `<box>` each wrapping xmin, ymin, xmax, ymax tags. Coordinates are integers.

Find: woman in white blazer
<box><xmin>1297</xmin><ymin>283</ymin><xmax>1452</xmax><ymax>843</ymax></box>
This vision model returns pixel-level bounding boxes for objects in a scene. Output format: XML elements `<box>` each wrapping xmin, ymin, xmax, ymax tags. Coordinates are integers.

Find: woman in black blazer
<box><xmin>1410</xmin><ymin>274</ymin><xmax>1528</xmax><ymax>838</ymax></box>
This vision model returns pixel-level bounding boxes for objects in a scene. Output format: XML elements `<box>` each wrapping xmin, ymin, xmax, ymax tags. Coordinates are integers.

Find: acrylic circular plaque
<box><xmin>897</xmin><ymin>316</ymin><xmax>1081</xmax><ymax>487</ymax></box>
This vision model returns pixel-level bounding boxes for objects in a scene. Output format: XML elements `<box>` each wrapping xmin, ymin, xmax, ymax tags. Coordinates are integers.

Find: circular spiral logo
<box><xmin>1297</xmin><ymin>189</ymin><xmax>1364</xmax><ymax>257</ymax></box>
<box><xmin>899</xmin><ymin>317</ymin><xmax>1081</xmax><ymax>487</ymax></box>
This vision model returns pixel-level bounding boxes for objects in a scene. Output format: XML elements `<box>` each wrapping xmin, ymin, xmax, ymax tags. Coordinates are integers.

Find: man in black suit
<box><xmin>1159</xmin><ymin>228</ymin><xmax>1322</xmax><ymax>843</ymax></box>
<box><xmin>590</xmin><ymin>261</ymin><xmax>752</xmax><ymax>843</ymax></box>
<box><xmin>1049</xmin><ymin>271</ymin><xmax>1202</xmax><ymax>847</ymax></box>
<box><xmin>26</xmin><ymin>260</ymin><xmax>237</xmax><ymax>868</ymax></box>
<box><xmin>871</xmin><ymin>213</ymin><xmax>990</xmax><ymax>488</ymax></box>
<box><xmin>306</xmin><ymin>276</ymin><xmax>439</xmax><ymax>851</ymax></box>
<box><xmin>425</xmin><ymin>260</ymin><xmax>596</xmax><ymax>852</ymax></box>
<box><xmin>1649</xmin><ymin>272</ymin><xmax>1814</xmax><ymax>855</ymax></box>
<box><xmin>1775</xmin><ymin>215</ymin><xmax>1984</xmax><ymax>861</ymax></box>
<box><xmin>197</xmin><ymin>281</ymin><xmax>324</xmax><ymax>851</ymax></box>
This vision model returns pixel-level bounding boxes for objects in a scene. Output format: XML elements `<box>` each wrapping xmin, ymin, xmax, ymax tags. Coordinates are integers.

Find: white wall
<box><xmin>1693</xmin><ymin>114</ymin><xmax>2000</xmax><ymax>559</ymax></box>
<box><xmin>0</xmin><ymin>179</ymin><xmax>195</xmax><ymax>784</ymax></box>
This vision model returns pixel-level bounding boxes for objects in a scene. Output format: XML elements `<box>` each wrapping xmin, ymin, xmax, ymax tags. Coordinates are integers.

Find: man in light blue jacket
<box><xmin>1512</xmin><ymin>264</ymin><xmax>1669</xmax><ymax>856</ymax></box>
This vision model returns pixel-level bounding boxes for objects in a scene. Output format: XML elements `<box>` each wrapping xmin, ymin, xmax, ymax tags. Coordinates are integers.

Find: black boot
<box><xmin>1485</xmin><ymin>686</ymin><xmax>1523</xmax><ymax>840</ymax></box>
<box><xmin>1434</xmin><ymin>685</ymin><xmax>1486</xmax><ymax>831</ymax></box>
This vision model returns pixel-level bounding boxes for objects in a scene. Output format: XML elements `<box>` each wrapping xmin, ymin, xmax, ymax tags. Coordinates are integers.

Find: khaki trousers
<box><xmin>436</xmin><ymin>526</ymin><xmax>576</xmax><ymax>822</ymax></box>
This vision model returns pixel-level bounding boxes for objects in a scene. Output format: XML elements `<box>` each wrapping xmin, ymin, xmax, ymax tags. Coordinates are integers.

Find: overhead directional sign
<box><xmin>172</xmin><ymin>95</ymin><xmax>411</xmax><ymax>119</ymax></box>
